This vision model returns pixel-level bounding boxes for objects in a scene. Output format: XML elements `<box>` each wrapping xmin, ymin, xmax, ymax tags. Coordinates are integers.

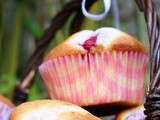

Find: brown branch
<box><xmin>69</xmin><ymin>0</ymin><xmax>97</xmax><ymax>34</ymax></box>
<box><xmin>70</xmin><ymin>10</ymin><xmax>84</xmax><ymax>34</ymax></box>
<box><xmin>135</xmin><ymin>0</ymin><xmax>160</xmax><ymax>119</ymax></box>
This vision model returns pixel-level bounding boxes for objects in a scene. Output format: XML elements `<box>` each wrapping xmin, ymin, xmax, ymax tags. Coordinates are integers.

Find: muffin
<box><xmin>10</xmin><ymin>100</ymin><xmax>101</xmax><ymax>120</ymax></box>
<box><xmin>116</xmin><ymin>105</ymin><xmax>145</xmax><ymax>120</ymax></box>
<box><xmin>39</xmin><ymin>27</ymin><xmax>148</xmax><ymax>107</ymax></box>
<box><xmin>0</xmin><ymin>95</ymin><xmax>14</xmax><ymax>120</ymax></box>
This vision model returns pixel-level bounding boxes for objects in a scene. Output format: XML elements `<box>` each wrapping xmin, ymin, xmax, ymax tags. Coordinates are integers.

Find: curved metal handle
<box><xmin>81</xmin><ymin>0</ymin><xmax>111</xmax><ymax>21</ymax></box>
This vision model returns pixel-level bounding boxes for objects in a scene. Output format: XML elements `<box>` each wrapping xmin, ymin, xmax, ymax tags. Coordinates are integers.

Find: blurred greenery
<box><xmin>0</xmin><ymin>0</ymin><xmax>149</xmax><ymax>101</ymax></box>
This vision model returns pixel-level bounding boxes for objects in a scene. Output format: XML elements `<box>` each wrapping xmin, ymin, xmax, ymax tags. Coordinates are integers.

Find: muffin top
<box><xmin>45</xmin><ymin>27</ymin><xmax>147</xmax><ymax>61</ymax></box>
<box><xmin>10</xmin><ymin>100</ymin><xmax>101</xmax><ymax>120</ymax></box>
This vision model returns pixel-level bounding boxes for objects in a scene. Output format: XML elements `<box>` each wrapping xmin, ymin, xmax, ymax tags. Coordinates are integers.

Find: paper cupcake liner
<box><xmin>39</xmin><ymin>51</ymin><xmax>148</xmax><ymax>106</ymax></box>
<box><xmin>0</xmin><ymin>102</ymin><xmax>12</xmax><ymax>120</ymax></box>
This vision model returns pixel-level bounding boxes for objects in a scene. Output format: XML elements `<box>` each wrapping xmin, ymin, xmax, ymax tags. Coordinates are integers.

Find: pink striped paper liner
<box><xmin>39</xmin><ymin>51</ymin><xmax>148</xmax><ymax>106</ymax></box>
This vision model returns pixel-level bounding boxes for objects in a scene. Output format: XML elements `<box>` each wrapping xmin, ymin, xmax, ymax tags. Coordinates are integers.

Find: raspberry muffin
<box><xmin>39</xmin><ymin>27</ymin><xmax>148</xmax><ymax>107</ymax></box>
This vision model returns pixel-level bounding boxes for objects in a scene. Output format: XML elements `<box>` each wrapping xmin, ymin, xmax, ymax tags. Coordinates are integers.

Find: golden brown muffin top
<box><xmin>10</xmin><ymin>100</ymin><xmax>101</xmax><ymax>120</ymax></box>
<box><xmin>44</xmin><ymin>27</ymin><xmax>147</xmax><ymax>62</ymax></box>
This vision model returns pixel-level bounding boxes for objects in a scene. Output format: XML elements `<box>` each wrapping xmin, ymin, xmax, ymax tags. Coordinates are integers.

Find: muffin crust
<box><xmin>45</xmin><ymin>28</ymin><xmax>147</xmax><ymax>62</ymax></box>
<box><xmin>10</xmin><ymin>100</ymin><xmax>101</xmax><ymax>120</ymax></box>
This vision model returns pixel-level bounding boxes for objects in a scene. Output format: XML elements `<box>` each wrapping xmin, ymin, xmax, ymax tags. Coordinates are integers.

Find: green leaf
<box><xmin>28</xmin><ymin>74</ymin><xmax>47</xmax><ymax>100</ymax></box>
<box><xmin>24</xmin><ymin>18</ymin><xmax>43</xmax><ymax>40</ymax></box>
<box><xmin>0</xmin><ymin>74</ymin><xmax>17</xmax><ymax>97</ymax></box>
<box><xmin>0</xmin><ymin>1</ymin><xmax>26</xmax><ymax>76</ymax></box>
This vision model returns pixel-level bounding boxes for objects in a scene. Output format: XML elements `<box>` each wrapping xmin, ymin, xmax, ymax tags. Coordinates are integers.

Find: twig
<box><xmin>135</xmin><ymin>0</ymin><xmax>160</xmax><ymax>119</ymax></box>
<box><xmin>70</xmin><ymin>0</ymin><xmax>97</xmax><ymax>34</ymax></box>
